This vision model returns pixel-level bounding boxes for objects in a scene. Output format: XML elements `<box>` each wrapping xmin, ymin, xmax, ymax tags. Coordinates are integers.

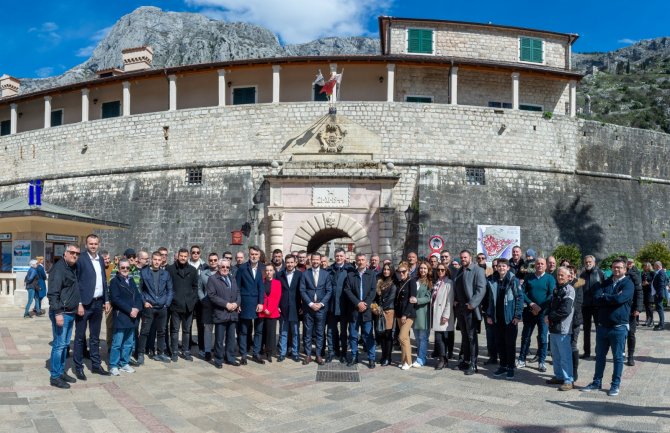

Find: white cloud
<box><xmin>75</xmin><ymin>25</ymin><xmax>113</xmax><ymax>58</ymax></box>
<box><xmin>186</xmin><ymin>0</ymin><xmax>389</xmax><ymax>44</ymax></box>
<box><xmin>618</xmin><ymin>38</ymin><xmax>639</xmax><ymax>45</ymax></box>
<box><xmin>76</xmin><ymin>45</ymin><xmax>97</xmax><ymax>57</ymax></box>
<box><xmin>28</xmin><ymin>21</ymin><xmax>61</xmax><ymax>43</ymax></box>
<box><xmin>35</xmin><ymin>67</ymin><xmax>54</xmax><ymax>78</ymax></box>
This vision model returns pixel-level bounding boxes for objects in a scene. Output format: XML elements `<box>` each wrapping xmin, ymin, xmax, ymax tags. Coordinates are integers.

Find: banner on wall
<box><xmin>477</xmin><ymin>225</ymin><xmax>520</xmax><ymax>262</ymax></box>
<box><xmin>13</xmin><ymin>240</ymin><xmax>32</xmax><ymax>272</ymax></box>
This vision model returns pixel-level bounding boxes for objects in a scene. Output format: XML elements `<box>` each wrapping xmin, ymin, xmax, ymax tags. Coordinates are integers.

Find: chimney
<box><xmin>122</xmin><ymin>46</ymin><xmax>154</xmax><ymax>72</ymax></box>
<box><xmin>0</xmin><ymin>75</ymin><xmax>20</xmax><ymax>98</ymax></box>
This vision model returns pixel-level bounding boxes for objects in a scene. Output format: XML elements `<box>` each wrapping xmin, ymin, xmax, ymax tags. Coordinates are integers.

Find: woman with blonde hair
<box><xmin>394</xmin><ymin>261</ymin><xmax>417</xmax><ymax>370</ymax></box>
<box><xmin>412</xmin><ymin>261</ymin><xmax>433</xmax><ymax>367</ymax></box>
<box><xmin>432</xmin><ymin>263</ymin><xmax>454</xmax><ymax>369</ymax></box>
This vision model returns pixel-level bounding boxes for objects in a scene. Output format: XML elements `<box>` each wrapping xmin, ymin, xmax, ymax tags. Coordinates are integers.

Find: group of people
<box><xmin>44</xmin><ymin>236</ymin><xmax>667</xmax><ymax>397</ymax></box>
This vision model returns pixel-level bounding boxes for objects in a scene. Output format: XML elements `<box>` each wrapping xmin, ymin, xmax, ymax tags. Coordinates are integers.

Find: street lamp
<box><xmin>249</xmin><ymin>204</ymin><xmax>260</xmax><ymax>247</ymax></box>
<box><xmin>404</xmin><ymin>205</ymin><xmax>414</xmax><ymax>224</ymax></box>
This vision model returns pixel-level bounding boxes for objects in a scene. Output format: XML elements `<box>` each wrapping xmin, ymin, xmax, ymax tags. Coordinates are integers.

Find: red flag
<box><xmin>319</xmin><ymin>78</ymin><xmax>337</xmax><ymax>95</ymax></box>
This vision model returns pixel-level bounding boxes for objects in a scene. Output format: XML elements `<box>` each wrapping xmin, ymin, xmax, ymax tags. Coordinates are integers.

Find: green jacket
<box><xmin>412</xmin><ymin>281</ymin><xmax>432</xmax><ymax>330</ymax></box>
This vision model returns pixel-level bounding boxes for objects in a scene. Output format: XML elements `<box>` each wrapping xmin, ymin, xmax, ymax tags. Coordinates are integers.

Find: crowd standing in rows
<box><xmin>42</xmin><ymin>236</ymin><xmax>668</xmax><ymax>397</ymax></box>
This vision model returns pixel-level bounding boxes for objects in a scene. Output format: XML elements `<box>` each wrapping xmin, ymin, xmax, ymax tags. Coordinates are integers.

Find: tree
<box><xmin>600</xmin><ymin>252</ymin><xmax>631</xmax><ymax>270</ymax></box>
<box><xmin>552</xmin><ymin>244</ymin><xmax>582</xmax><ymax>267</ymax></box>
<box><xmin>636</xmin><ymin>242</ymin><xmax>670</xmax><ymax>268</ymax></box>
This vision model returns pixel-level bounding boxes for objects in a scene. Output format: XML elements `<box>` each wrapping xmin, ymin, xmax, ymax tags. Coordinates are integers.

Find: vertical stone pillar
<box><xmin>217</xmin><ymin>69</ymin><xmax>227</xmax><ymax>107</ymax></box>
<box><xmin>168</xmin><ymin>74</ymin><xmax>177</xmax><ymax>111</ymax></box>
<box><xmin>511</xmin><ymin>72</ymin><xmax>520</xmax><ymax>110</ymax></box>
<box><xmin>272</xmin><ymin>65</ymin><xmax>281</xmax><ymax>104</ymax></box>
<box><xmin>386</xmin><ymin>63</ymin><xmax>395</xmax><ymax>102</ymax></box>
<box><xmin>569</xmin><ymin>80</ymin><xmax>577</xmax><ymax>117</ymax></box>
<box><xmin>122</xmin><ymin>81</ymin><xmax>131</xmax><ymax>116</ymax></box>
<box><xmin>9</xmin><ymin>103</ymin><xmax>17</xmax><ymax>134</ymax></box>
<box><xmin>269</xmin><ymin>210</ymin><xmax>284</xmax><ymax>253</ymax></box>
<box><xmin>44</xmin><ymin>96</ymin><xmax>52</xmax><ymax>129</ymax></box>
<box><xmin>81</xmin><ymin>88</ymin><xmax>90</xmax><ymax>122</ymax></box>
<box><xmin>378</xmin><ymin>207</ymin><xmax>395</xmax><ymax>261</ymax></box>
<box><xmin>449</xmin><ymin>66</ymin><xmax>458</xmax><ymax>105</ymax></box>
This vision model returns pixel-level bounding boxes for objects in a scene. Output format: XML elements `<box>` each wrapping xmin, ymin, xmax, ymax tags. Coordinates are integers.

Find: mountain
<box><xmin>18</xmin><ymin>6</ymin><xmax>379</xmax><ymax>94</ymax></box>
<box><xmin>573</xmin><ymin>37</ymin><xmax>670</xmax><ymax>133</ymax></box>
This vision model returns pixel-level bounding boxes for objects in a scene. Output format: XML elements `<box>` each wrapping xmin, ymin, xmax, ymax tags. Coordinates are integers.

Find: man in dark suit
<box><xmin>652</xmin><ymin>261</ymin><xmax>668</xmax><ymax>331</ymax></box>
<box><xmin>343</xmin><ymin>253</ymin><xmax>378</xmax><ymax>368</ymax></box>
<box><xmin>166</xmin><ymin>248</ymin><xmax>199</xmax><ymax>362</ymax></box>
<box><xmin>300</xmin><ymin>252</ymin><xmax>333</xmax><ymax>365</ymax></box>
<box><xmin>327</xmin><ymin>248</ymin><xmax>354</xmax><ymax>363</ymax></box>
<box><xmin>453</xmin><ymin>250</ymin><xmax>486</xmax><ymax>375</ymax></box>
<box><xmin>73</xmin><ymin>234</ymin><xmax>111</xmax><ymax>379</ymax></box>
<box><xmin>235</xmin><ymin>245</ymin><xmax>265</xmax><ymax>364</ymax></box>
<box><xmin>277</xmin><ymin>255</ymin><xmax>303</xmax><ymax>362</ymax></box>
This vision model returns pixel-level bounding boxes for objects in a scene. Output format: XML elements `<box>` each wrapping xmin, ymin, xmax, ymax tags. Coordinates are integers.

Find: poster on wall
<box><xmin>13</xmin><ymin>240</ymin><xmax>31</xmax><ymax>272</ymax></box>
<box><xmin>477</xmin><ymin>225</ymin><xmax>520</xmax><ymax>262</ymax></box>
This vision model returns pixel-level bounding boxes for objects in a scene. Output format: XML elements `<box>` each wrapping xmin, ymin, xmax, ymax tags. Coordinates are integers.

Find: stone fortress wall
<box><xmin>0</xmin><ymin>102</ymin><xmax>668</xmax><ymax>260</ymax></box>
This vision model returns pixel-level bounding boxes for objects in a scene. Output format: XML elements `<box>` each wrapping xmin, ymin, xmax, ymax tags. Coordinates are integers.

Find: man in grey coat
<box><xmin>453</xmin><ymin>250</ymin><xmax>486</xmax><ymax>375</ymax></box>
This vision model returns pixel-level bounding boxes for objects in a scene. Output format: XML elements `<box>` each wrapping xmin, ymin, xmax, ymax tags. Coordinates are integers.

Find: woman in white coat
<box><xmin>431</xmin><ymin>264</ymin><xmax>454</xmax><ymax>370</ymax></box>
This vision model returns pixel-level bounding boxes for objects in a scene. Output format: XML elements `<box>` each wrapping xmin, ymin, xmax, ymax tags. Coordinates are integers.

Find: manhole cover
<box><xmin>316</xmin><ymin>370</ymin><xmax>361</xmax><ymax>382</ymax></box>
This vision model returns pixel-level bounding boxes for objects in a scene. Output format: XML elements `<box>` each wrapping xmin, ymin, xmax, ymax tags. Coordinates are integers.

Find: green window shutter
<box><xmin>51</xmin><ymin>110</ymin><xmax>63</xmax><ymax>126</ymax></box>
<box><xmin>233</xmin><ymin>87</ymin><xmax>256</xmax><ymax>105</ymax></box>
<box><xmin>0</xmin><ymin>120</ymin><xmax>9</xmax><ymax>136</ymax></box>
<box><xmin>313</xmin><ymin>85</ymin><xmax>329</xmax><ymax>101</ymax></box>
<box><xmin>406</xmin><ymin>96</ymin><xmax>432</xmax><ymax>103</ymax></box>
<box><xmin>531</xmin><ymin>38</ymin><xmax>543</xmax><ymax>63</ymax></box>
<box><xmin>101</xmin><ymin>101</ymin><xmax>121</xmax><ymax>119</ymax></box>
<box><xmin>520</xmin><ymin>37</ymin><xmax>543</xmax><ymax>63</ymax></box>
<box><xmin>408</xmin><ymin>29</ymin><xmax>433</xmax><ymax>54</ymax></box>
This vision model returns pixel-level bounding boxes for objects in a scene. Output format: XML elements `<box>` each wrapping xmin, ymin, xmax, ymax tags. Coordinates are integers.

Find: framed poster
<box><xmin>477</xmin><ymin>225</ymin><xmax>520</xmax><ymax>262</ymax></box>
<box><xmin>13</xmin><ymin>240</ymin><xmax>32</xmax><ymax>272</ymax></box>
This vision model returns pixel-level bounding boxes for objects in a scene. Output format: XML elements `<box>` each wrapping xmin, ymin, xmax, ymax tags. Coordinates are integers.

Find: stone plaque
<box><xmin>313</xmin><ymin>186</ymin><xmax>349</xmax><ymax>207</ymax></box>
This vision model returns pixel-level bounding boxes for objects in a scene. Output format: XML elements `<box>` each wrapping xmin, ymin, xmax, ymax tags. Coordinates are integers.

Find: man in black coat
<box><xmin>167</xmin><ymin>248</ymin><xmax>199</xmax><ymax>362</ymax></box>
<box><xmin>453</xmin><ymin>250</ymin><xmax>486</xmax><ymax>375</ymax></box>
<box><xmin>327</xmin><ymin>248</ymin><xmax>355</xmax><ymax>363</ymax></box>
<box><xmin>625</xmin><ymin>258</ymin><xmax>644</xmax><ymax>365</ymax></box>
<box><xmin>277</xmin><ymin>255</ymin><xmax>303</xmax><ymax>362</ymax></box>
<box><xmin>343</xmin><ymin>253</ymin><xmax>378</xmax><ymax>368</ymax></box>
<box><xmin>579</xmin><ymin>255</ymin><xmax>605</xmax><ymax>359</ymax></box>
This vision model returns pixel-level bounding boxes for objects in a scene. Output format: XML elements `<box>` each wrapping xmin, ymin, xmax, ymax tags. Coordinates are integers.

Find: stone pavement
<box><xmin>1</xmin><ymin>303</ymin><xmax>669</xmax><ymax>433</ymax></box>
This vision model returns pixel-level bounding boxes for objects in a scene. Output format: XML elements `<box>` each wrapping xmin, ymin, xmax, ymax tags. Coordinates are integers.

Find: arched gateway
<box><xmin>289</xmin><ymin>212</ymin><xmax>372</xmax><ymax>255</ymax></box>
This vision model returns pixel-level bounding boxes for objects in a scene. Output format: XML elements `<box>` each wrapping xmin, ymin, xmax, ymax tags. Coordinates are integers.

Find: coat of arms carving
<box><xmin>317</xmin><ymin>123</ymin><xmax>347</xmax><ymax>153</ymax></box>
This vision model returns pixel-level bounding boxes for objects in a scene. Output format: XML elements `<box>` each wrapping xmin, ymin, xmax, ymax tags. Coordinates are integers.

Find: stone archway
<box><xmin>289</xmin><ymin>212</ymin><xmax>372</xmax><ymax>255</ymax></box>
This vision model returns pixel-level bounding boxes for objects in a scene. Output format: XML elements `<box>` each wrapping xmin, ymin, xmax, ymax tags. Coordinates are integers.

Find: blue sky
<box><xmin>1</xmin><ymin>0</ymin><xmax>668</xmax><ymax>79</ymax></box>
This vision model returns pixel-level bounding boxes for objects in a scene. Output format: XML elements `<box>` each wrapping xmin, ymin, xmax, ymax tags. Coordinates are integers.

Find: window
<box><xmin>407</xmin><ymin>29</ymin><xmax>433</xmax><ymax>54</ymax></box>
<box><xmin>186</xmin><ymin>168</ymin><xmax>203</xmax><ymax>185</ymax></box>
<box><xmin>466</xmin><ymin>167</ymin><xmax>486</xmax><ymax>185</ymax></box>
<box><xmin>51</xmin><ymin>109</ymin><xmax>63</xmax><ymax>127</ymax></box>
<box><xmin>101</xmin><ymin>101</ymin><xmax>121</xmax><ymax>119</ymax></box>
<box><xmin>233</xmin><ymin>87</ymin><xmax>256</xmax><ymax>105</ymax></box>
<box><xmin>520</xmin><ymin>37</ymin><xmax>543</xmax><ymax>63</ymax></box>
<box><xmin>313</xmin><ymin>85</ymin><xmax>329</xmax><ymax>102</ymax></box>
<box><xmin>0</xmin><ymin>120</ymin><xmax>9</xmax><ymax>136</ymax></box>
<box><xmin>406</xmin><ymin>96</ymin><xmax>433</xmax><ymax>103</ymax></box>
<box><xmin>488</xmin><ymin>101</ymin><xmax>513</xmax><ymax>109</ymax></box>
<box><xmin>520</xmin><ymin>104</ymin><xmax>543</xmax><ymax>112</ymax></box>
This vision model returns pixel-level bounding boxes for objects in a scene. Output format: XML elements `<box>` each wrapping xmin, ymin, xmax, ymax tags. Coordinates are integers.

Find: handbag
<box><xmin>375</xmin><ymin>307</ymin><xmax>386</xmax><ymax>333</ymax></box>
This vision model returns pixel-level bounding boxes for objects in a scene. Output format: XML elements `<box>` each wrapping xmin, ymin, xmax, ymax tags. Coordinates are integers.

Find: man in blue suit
<box><xmin>73</xmin><ymin>234</ymin><xmax>111</xmax><ymax>379</ymax></box>
<box><xmin>277</xmin><ymin>255</ymin><xmax>303</xmax><ymax>362</ymax></box>
<box><xmin>300</xmin><ymin>252</ymin><xmax>333</xmax><ymax>365</ymax></box>
<box><xmin>343</xmin><ymin>253</ymin><xmax>378</xmax><ymax>369</ymax></box>
<box><xmin>235</xmin><ymin>246</ymin><xmax>265</xmax><ymax>365</ymax></box>
<box><xmin>652</xmin><ymin>261</ymin><xmax>668</xmax><ymax>331</ymax></box>
<box><xmin>327</xmin><ymin>248</ymin><xmax>354</xmax><ymax>363</ymax></box>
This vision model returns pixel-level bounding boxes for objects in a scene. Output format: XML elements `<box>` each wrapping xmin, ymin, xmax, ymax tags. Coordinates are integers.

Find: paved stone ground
<box><xmin>1</xmin><ymin>303</ymin><xmax>669</xmax><ymax>433</ymax></box>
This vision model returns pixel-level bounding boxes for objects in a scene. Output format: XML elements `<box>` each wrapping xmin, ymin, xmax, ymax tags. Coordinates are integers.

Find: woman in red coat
<box><xmin>259</xmin><ymin>264</ymin><xmax>282</xmax><ymax>362</ymax></box>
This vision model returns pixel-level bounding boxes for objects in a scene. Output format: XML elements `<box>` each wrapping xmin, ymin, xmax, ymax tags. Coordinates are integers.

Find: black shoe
<box><xmin>653</xmin><ymin>325</ymin><xmax>664</xmax><ymax>331</ymax></box>
<box><xmin>136</xmin><ymin>354</ymin><xmax>145</xmax><ymax>365</ymax></box>
<box><xmin>484</xmin><ymin>358</ymin><xmax>498</xmax><ymax>365</ymax></box>
<box><xmin>316</xmin><ymin>357</ymin><xmax>325</xmax><ymax>365</ymax></box>
<box><xmin>627</xmin><ymin>357</ymin><xmax>635</xmax><ymax>366</ymax></box>
<box><xmin>457</xmin><ymin>362</ymin><xmax>469</xmax><ymax>371</ymax></box>
<box><xmin>325</xmin><ymin>354</ymin><xmax>333</xmax><ymax>363</ymax></box>
<box><xmin>171</xmin><ymin>354</ymin><xmax>178</xmax><ymax>362</ymax></box>
<box><xmin>205</xmin><ymin>352</ymin><xmax>212</xmax><ymax>362</ymax></box>
<box><xmin>266</xmin><ymin>355</ymin><xmax>273</xmax><ymax>363</ymax></box>
<box><xmin>464</xmin><ymin>365</ymin><xmax>477</xmax><ymax>376</ymax></box>
<box><xmin>182</xmin><ymin>352</ymin><xmax>194</xmax><ymax>362</ymax></box>
<box><xmin>92</xmin><ymin>366</ymin><xmax>110</xmax><ymax>376</ymax></box>
<box><xmin>74</xmin><ymin>369</ymin><xmax>87</xmax><ymax>381</ymax></box>
<box><xmin>435</xmin><ymin>359</ymin><xmax>446</xmax><ymax>370</ymax></box>
<box><xmin>214</xmin><ymin>362</ymin><xmax>223</xmax><ymax>369</ymax></box>
<box><xmin>61</xmin><ymin>373</ymin><xmax>77</xmax><ymax>383</ymax></box>
<box><xmin>240</xmin><ymin>357</ymin><xmax>248</xmax><ymax>365</ymax></box>
<box><xmin>380</xmin><ymin>359</ymin><xmax>390</xmax><ymax>367</ymax></box>
<box><xmin>226</xmin><ymin>360</ymin><xmax>240</xmax><ymax>367</ymax></box>
<box><xmin>252</xmin><ymin>355</ymin><xmax>265</xmax><ymax>364</ymax></box>
<box><xmin>277</xmin><ymin>355</ymin><xmax>285</xmax><ymax>362</ymax></box>
<box><xmin>580</xmin><ymin>353</ymin><xmax>591</xmax><ymax>359</ymax></box>
<box><xmin>50</xmin><ymin>377</ymin><xmax>70</xmax><ymax>389</ymax></box>
<box><xmin>339</xmin><ymin>356</ymin><xmax>347</xmax><ymax>364</ymax></box>
<box><xmin>347</xmin><ymin>356</ymin><xmax>358</xmax><ymax>367</ymax></box>
<box><xmin>292</xmin><ymin>356</ymin><xmax>301</xmax><ymax>363</ymax></box>
<box><xmin>154</xmin><ymin>354</ymin><xmax>171</xmax><ymax>363</ymax></box>
<box><xmin>368</xmin><ymin>360</ymin><xmax>376</xmax><ymax>369</ymax></box>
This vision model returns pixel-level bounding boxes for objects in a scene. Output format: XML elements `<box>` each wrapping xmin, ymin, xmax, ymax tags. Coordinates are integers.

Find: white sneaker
<box><xmin>110</xmin><ymin>367</ymin><xmax>120</xmax><ymax>376</ymax></box>
<box><xmin>401</xmin><ymin>363</ymin><xmax>411</xmax><ymax>370</ymax></box>
<box><xmin>119</xmin><ymin>364</ymin><xmax>135</xmax><ymax>373</ymax></box>
<box><xmin>411</xmin><ymin>361</ymin><xmax>422</xmax><ymax>368</ymax></box>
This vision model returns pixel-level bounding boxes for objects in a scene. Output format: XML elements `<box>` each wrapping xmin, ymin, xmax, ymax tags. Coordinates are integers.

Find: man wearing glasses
<box><xmin>197</xmin><ymin>252</ymin><xmax>219</xmax><ymax>360</ymax></box>
<box><xmin>74</xmin><ymin>234</ymin><xmax>111</xmax><ymax>380</ymax></box>
<box><xmin>47</xmin><ymin>245</ymin><xmax>82</xmax><ymax>388</ymax></box>
<box><xmin>188</xmin><ymin>245</ymin><xmax>206</xmax><ymax>355</ymax></box>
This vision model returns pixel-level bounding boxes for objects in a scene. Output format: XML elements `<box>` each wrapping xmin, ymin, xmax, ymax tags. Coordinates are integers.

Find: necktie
<box><xmin>224</xmin><ymin>276</ymin><xmax>230</xmax><ymax>287</ymax></box>
<box><xmin>359</xmin><ymin>273</ymin><xmax>364</xmax><ymax>300</ymax></box>
<box><xmin>313</xmin><ymin>270</ymin><xmax>319</xmax><ymax>302</ymax></box>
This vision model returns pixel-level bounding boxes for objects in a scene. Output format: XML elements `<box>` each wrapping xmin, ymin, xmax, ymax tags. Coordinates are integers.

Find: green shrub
<box><xmin>552</xmin><ymin>244</ymin><xmax>582</xmax><ymax>267</ymax></box>
<box><xmin>600</xmin><ymin>252</ymin><xmax>630</xmax><ymax>270</ymax></box>
<box><xmin>636</xmin><ymin>241</ymin><xmax>670</xmax><ymax>268</ymax></box>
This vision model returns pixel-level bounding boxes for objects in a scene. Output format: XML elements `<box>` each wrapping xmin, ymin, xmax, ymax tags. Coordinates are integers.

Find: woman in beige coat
<box><xmin>431</xmin><ymin>265</ymin><xmax>454</xmax><ymax>370</ymax></box>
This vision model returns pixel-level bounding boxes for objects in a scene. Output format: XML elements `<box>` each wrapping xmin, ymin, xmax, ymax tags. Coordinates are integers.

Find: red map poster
<box><xmin>477</xmin><ymin>225</ymin><xmax>520</xmax><ymax>262</ymax></box>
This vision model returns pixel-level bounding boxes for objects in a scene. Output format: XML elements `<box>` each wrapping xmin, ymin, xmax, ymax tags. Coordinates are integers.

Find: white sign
<box><xmin>0</xmin><ymin>233</ymin><xmax>11</xmax><ymax>240</ymax></box>
<box><xmin>313</xmin><ymin>186</ymin><xmax>349</xmax><ymax>207</ymax></box>
<box><xmin>477</xmin><ymin>225</ymin><xmax>521</xmax><ymax>262</ymax></box>
<box><xmin>46</xmin><ymin>234</ymin><xmax>78</xmax><ymax>242</ymax></box>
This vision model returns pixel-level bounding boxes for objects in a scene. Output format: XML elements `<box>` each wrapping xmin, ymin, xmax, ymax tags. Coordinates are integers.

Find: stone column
<box><xmin>511</xmin><ymin>72</ymin><xmax>520</xmax><ymax>110</ymax></box>
<box><xmin>386</xmin><ymin>63</ymin><xmax>395</xmax><ymax>102</ymax></box>
<box><xmin>9</xmin><ymin>103</ymin><xmax>17</xmax><ymax>134</ymax></box>
<box><xmin>449</xmin><ymin>66</ymin><xmax>458</xmax><ymax>105</ymax></box>
<box><xmin>378</xmin><ymin>207</ymin><xmax>395</xmax><ymax>261</ymax></box>
<box><xmin>569</xmin><ymin>80</ymin><xmax>577</xmax><ymax>117</ymax></box>
<box><xmin>269</xmin><ymin>210</ymin><xmax>284</xmax><ymax>253</ymax></box>
<box><xmin>168</xmin><ymin>74</ymin><xmax>177</xmax><ymax>111</ymax></box>
<box><xmin>217</xmin><ymin>69</ymin><xmax>227</xmax><ymax>107</ymax></box>
<box><xmin>81</xmin><ymin>88</ymin><xmax>90</xmax><ymax>122</ymax></box>
<box><xmin>44</xmin><ymin>96</ymin><xmax>52</xmax><ymax>129</ymax></box>
<box><xmin>122</xmin><ymin>81</ymin><xmax>131</xmax><ymax>116</ymax></box>
<box><xmin>272</xmin><ymin>65</ymin><xmax>281</xmax><ymax>104</ymax></box>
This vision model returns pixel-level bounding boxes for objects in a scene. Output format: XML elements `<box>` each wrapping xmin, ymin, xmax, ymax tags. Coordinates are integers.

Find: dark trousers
<box><xmin>655</xmin><ymin>298</ymin><xmax>665</xmax><ymax>326</ymax></box>
<box><xmin>582</xmin><ymin>305</ymin><xmax>598</xmax><ymax>355</ymax></box>
<box><xmin>74</xmin><ymin>298</ymin><xmax>104</xmax><ymax>371</ymax></box>
<box><xmin>519</xmin><ymin>309</ymin><xmax>548</xmax><ymax>362</ymax></box>
<box><xmin>303</xmin><ymin>309</ymin><xmax>327</xmax><ymax>357</ymax></box>
<box><xmin>170</xmin><ymin>309</ymin><xmax>194</xmax><ymax>355</ymax></box>
<box><xmin>379</xmin><ymin>329</ymin><xmax>394</xmax><ymax>362</ymax></box>
<box><xmin>627</xmin><ymin>314</ymin><xmax>637</xmax><ymax>355</ymax></box>
<box><xmin>138</xmin><ymin>307</ymin><xmax>168</xmax><ymax>355</ymax></box>
<box><xmin>571</xmin><ymin>327</ymin><xmax>580</xmax><ymax>381</ymax></box>
<box><xmin>326</xmin><ymin>313</ymin><xmax>348</xmax><ymax>357</ymax></box>
<box><xmin>494</xmin><ymin>321</ymin><xmax>518</xmax><ymax>370</ymax></box>
<box><xmin>456</xmin><ymin>308</ymin><xmax>478</xmax><ymax>365</ymax></box>
<box><xmin>434</xmin><ymin>330</ymin><xmax>454</xmax><ymax>358</ymax></box>
<box><xmin>643</xmin><ymin>287</ymin><xmax>654</xmax><ymax>324</ymax></box>
<box><xmin>485</xmin><ymin>319</ymin><xmax>498</xmax><ymax>361</ymax></box>
<box><xmin>214</xmin><ymin>321</ymin><xmax>237</xmax><ymax>364</ymax></box>
<box><xmin>192</xmin><ymin>300</ymin><xmax>204</xmax><ymax>349</ymax></box>
<box><xmin>237</xmin><ymin>318</ymin><xmax>263</xmax><ymax>357</ymax></box>
<box><xmin>263</xmin><ymin>318</ymin><xmax>278</xmax><ymax>356</ymax></box>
